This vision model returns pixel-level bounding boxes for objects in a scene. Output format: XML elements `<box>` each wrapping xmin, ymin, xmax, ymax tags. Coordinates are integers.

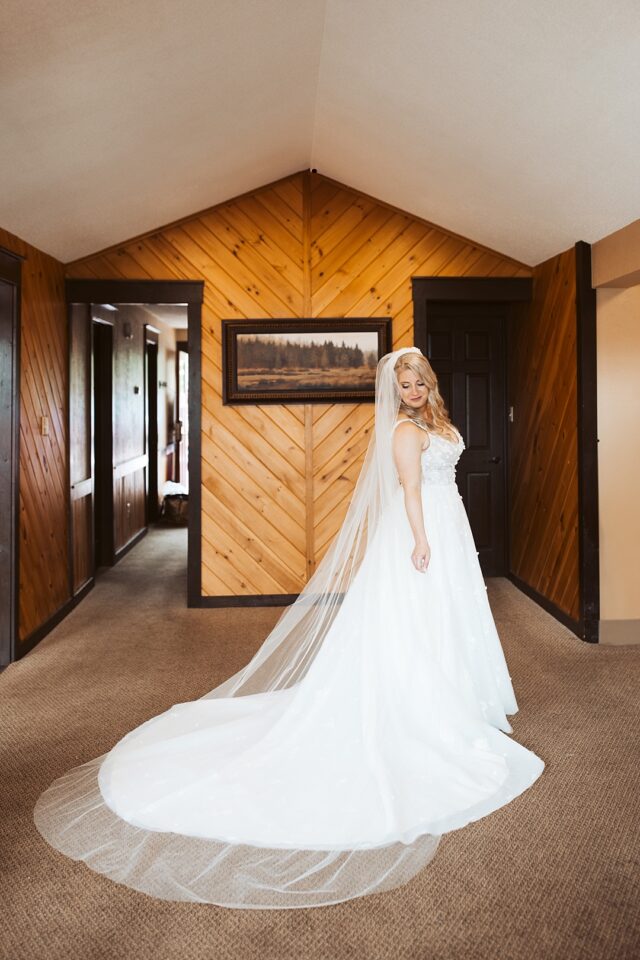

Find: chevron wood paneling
<box><xmin>308</xmin><ymin>174</ymin><xmax>531</xmax><ymax>566</ymax></box>
<box><xmin>68</xmin><ymin>172</ymin><xmax>531</xmax><ymax>597</ymax></box>
<box><xmin>0</xmin><ymin>228</ymin><xmax>70</xmax><ymax>641</ymax></box>
<box><xmin>508</xmin><ymin>248</ymin><xmax>580</xmax><ymax>619</ymax></box>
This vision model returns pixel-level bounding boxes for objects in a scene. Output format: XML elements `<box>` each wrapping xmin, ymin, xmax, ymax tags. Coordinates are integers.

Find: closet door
<box><xmin>423</xmin><ymin>301</ymin><xmax>508</xmax><ymax>576</ymax></box>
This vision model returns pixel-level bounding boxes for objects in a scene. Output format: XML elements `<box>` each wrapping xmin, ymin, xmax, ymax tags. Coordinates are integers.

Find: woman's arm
<box><xmin>392</xmin><ymin>424</ymin><xmax>431</xmax><ymax>573</ymax></box>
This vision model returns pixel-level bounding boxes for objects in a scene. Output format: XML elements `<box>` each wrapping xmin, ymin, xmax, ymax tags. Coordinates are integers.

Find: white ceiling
<box><xmin>1</xmin><ymin>0</ymin><xmax>639</xmax><ymax>265</ymax></box>
<box><xmin>139</xmin><ymin>304</ymin><xmax>188</xmax><ymax>329</ymax></box>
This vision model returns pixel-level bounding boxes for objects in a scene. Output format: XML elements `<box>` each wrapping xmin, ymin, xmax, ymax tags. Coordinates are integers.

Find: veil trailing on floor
<box><xmin>34</xmin><ymin>347</ymin><xmax>442</xmax><ymax>908</ymax></box>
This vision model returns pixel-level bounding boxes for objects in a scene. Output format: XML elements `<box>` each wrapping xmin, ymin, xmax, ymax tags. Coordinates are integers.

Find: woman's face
<box><xmin>396</xmin><ymin>367</ymin><xmax>429</xmax><ymax>412</ymax></box>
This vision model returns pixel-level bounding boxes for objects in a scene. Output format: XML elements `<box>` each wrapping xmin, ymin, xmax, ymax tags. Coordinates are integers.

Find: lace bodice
<box><xmin>392</xmin><ymin>418</ymin><xmax>465</xmax><ymax>486</ymax></box>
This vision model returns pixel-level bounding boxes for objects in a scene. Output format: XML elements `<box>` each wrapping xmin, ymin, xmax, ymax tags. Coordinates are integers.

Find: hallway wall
<box><xmin>596</xmin><ymin>287</ymin><xmax>640</xmax><ymax>628</ymax></box>
<box><xmin>0</xmin><ymin>228</ymin><xmax>69</xmax><ymax>644</ymax></box>
<box><xmin>591</xmin><ymin>219</ymin><xmax>640</xmax><ymax>641</ymax></box>
<box><xmin>67</xmin><ymin>172</ymin><xmax>530</xmax><ymax>598</ymax></box>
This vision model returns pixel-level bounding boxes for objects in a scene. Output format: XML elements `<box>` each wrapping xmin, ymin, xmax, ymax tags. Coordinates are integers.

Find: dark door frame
<box><xmin>412</xmin><ymin>263</ymin><xmax>599</xmax><ymax>642</ymax></box>
<box><xmin>574</xmin><ymin>242</ymin><xmax>599</xmax><ymax>642</ymax></box>
<box><xmin>66</xmin><ymin>279</ymin><xmax>203</xmax><ymax>607</ymax></box>
<box><xmin>0</xmin><ymin>248</ymin><xmax>22</xmax><ymax>666</ymax></box>
<box><xmin>144</xmin><ymin>326</ymin><xmax>160</xmax><ymax>524</ymax></box>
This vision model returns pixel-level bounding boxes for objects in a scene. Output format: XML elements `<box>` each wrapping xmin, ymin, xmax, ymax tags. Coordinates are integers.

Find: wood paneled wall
<box><xmin>308</xmin><ymin>178</ymin><xmax>531</xmax><ymax>565</ymax></box>
<box><xmin>68</xmin><ymin>172</ymin><xmax>531</xmax><ymax>598</ymax></box>
<box><xmin>0</xmin><ymin>228</ymin><xmax>69</xmax><ymax>641</ymax></box>
<box><xmin>110</xmin><ymin>305</ymin><xmax>147</xmax><ymax>552</ymax></box>
<box><xmin>507</xmin><ymin>247</ymin><xmax>580</xmax><ymax>619</ymax></box>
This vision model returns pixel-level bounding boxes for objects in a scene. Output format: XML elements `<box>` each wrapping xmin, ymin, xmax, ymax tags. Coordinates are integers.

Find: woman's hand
<box><xmin>411</xmin><ymin>539</ymin><xmax>431</xmax><ymax>573</ymax></box>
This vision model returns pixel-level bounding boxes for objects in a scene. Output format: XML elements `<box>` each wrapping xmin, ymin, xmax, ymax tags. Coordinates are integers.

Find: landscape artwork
<box><xmin>222</xmin><ymin>320</ymin><xmax>392</xmax><ymax>404</ymax></box>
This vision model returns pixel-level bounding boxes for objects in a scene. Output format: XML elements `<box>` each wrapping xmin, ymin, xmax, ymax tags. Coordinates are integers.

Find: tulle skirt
<box><xmin>34</xmin><ymin>480</ymin><xmax>544</xmax><ymax>907</ymax></box>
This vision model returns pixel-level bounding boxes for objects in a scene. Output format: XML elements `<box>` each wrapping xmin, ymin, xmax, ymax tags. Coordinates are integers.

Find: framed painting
<box><xmin>221</xmin><ymin>318</ymin><xmax>392</xmax><ymax>404</ymax></box>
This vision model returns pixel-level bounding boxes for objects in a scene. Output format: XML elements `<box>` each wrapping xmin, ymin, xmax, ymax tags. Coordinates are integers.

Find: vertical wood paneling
<box><xmin>68</xmin><ymin>173</ymin><xmax>531</xmax><ymax>598</ymax></box>
<box><xmin>507</xmin><ymin>248</ymin><xmax>580</xmax><ymax>619</ymax></box>
<box><xmin>0</xmin><ymin>228</ymin><xmax>70</xmax><ymax>640</ymax></box>
<box><xmin>71</xmin><ymin>496</ymin><xmax>92</xmax><ymax>588</ymax></box>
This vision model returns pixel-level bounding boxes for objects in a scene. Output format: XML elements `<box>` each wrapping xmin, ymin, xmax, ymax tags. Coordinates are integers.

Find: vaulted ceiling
<box><xmin>1</xmin><ymin>0</ymin><xmax>638</xmax><ymax>264</ymax></box>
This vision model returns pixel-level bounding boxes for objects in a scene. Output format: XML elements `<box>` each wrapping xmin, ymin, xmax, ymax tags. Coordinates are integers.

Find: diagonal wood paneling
<box><xmin>0</xmin><ymin>227</ymin><xmax>69</xmax><ymax>641</ymax></box>
<box><xmin>309</xmin><ymin>174</ymin><xmax>531</xmax><ymax>566</ymax></box>
<box><xmin>68</xmin><ymin>172</ymin><xmax>531</xmax><ymax>597</ymax></box>
<box><xmin>69</xmin><ymin>176</ymin><xmax>308</xmax><ymax>596</ymax></box>
<box><xmin>507</xmin><ymin>247</ymin><xmax>580</xmax><ymax>619</ymax></box>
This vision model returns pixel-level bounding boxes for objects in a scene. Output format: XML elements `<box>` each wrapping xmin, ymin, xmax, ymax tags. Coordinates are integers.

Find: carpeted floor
<box><xmin>1</xmin><ymin>527</ymin><xmax>638</xmax><ymax>960</ymax></box>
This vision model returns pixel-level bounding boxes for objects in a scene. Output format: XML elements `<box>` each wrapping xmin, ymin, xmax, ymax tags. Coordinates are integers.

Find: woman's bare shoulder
<box><xmin>392</xmin><ymin>417</ymin><xmax>430</xmax><ymax>449</ymax></box>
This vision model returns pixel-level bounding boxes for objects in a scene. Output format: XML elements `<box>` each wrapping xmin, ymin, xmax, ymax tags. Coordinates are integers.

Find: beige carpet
<box><xmin>1</xmin><ymin>527</ymin><xmax>638</xmax><ymax>960</ymax></box>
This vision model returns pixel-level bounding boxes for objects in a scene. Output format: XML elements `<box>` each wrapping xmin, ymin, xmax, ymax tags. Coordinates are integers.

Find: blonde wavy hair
<box><xmin>394</xmin><ymin>353</ymin><xmax>458</xmax><ymax>441</ymax></box>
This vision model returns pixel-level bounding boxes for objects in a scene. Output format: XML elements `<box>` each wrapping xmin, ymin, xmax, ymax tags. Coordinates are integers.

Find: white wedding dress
<box><xmin>34</xmin><ymin>416</ymin><xmax>544</xmax><ymax>909</ymax></box>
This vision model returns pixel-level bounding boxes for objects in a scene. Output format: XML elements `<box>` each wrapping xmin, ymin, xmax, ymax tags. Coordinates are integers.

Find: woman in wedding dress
<box><xmin>34</xmin><ymin>346</ymin><xmax>544</xmax><ymax>909</ymax></box>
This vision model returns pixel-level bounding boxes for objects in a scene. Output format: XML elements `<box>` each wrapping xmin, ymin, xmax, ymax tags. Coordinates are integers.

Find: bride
<box><xmin>34</xmin><ymin>346</ymin><xmax>544</xmax><ymax>909</ymax></box>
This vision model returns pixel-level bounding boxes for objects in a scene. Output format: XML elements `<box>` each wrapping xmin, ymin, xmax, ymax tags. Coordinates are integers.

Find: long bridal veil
<box><xmin>33</xmin><ymin>348</ymin><xmax>442</xmax><ymax>908</ymax></box>
<box><xmin>202</xmin><ymin>345</ymin><xmax>413</xmax><ymax>699</ymax></box>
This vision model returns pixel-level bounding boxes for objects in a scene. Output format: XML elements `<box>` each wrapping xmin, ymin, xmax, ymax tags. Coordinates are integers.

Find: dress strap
<box><xmin>392</xmin><ymin>417</ymin><xmax>430</xmax><ymax>434</ymax></box>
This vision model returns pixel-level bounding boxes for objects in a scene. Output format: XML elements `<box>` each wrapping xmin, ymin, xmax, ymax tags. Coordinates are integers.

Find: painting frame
<box><xmin>221</xmin><ymin>318</ymin><xmax>392</xmax><ymax>404</ymax></box>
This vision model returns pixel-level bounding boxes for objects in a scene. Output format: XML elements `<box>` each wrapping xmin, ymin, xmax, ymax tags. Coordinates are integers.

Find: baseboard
<box><xmin>196</xmin><ymin>593</ymin><xmax>299</xmax><ymax>608</ymax></box>
<box><xmin>507</xmin><ymin>573</ymin><xmax>596</xmax><ymax>642</ymax></box>
<box><xmin>17</xmin><ymin>578</ymin><xmax>95</xmax><ymax>660</ymax></box>
<box><xmin>599</xmin><ymin>619</ymin><xmax>640</xmax><ymax>645</ymax></box>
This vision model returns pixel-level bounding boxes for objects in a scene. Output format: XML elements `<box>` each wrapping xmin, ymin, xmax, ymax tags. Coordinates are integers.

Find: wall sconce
<box><xmin>123</xmin><ymin>321</ymin><xmax>133</xmax><ymax>340</ymax></box>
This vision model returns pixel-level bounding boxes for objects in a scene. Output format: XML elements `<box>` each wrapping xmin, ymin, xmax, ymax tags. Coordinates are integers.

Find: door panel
<box><xmin>0</xmin><ymin>275</ymin><xmax>18</xmax><ymax>664</ymax></box>
<box><xmin>424</xmin><ymin>301</ymin><xmax>507</xmax><ymax>575</ymax></box>
<box><xmin>69</xmin><ymin>304</ymin><xmax>94</xmax><ymax>592</ymax></box>
<box><xmin>145</xmin><ymin>335</ymin><xmax>159</xmax><ymax>522</ymax></box>
<box><xmin>92</xmin><ymin>320</ymin><xmax>114</xmax><ymax>567</ymax></box>
<box><xmin>176</xmin><ymin>342</ymin><xmax>189</xmax><ymax>490</ymax></box>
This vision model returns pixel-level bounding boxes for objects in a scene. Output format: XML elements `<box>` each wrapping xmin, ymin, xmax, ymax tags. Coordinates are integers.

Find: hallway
<box><xmin>1</xmin><ymin>527</ymin><xmax>638</xmax><ymax>960</ymax></box>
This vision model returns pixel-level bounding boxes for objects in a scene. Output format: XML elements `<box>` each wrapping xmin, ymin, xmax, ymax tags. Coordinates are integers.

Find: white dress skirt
<box><xmin>34</xmin><ymin>425</ymin><xmax>544</xmax><ymax>908</ymax></box>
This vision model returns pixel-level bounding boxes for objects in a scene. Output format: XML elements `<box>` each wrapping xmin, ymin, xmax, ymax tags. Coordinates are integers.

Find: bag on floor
<box><xmin>160</xmin><ymin>493</ymin><xmax>188</xmax><ymax>526</ymax></box>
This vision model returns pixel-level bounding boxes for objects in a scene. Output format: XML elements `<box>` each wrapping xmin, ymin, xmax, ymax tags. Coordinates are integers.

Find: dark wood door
<box><xmin>145</xmin><ymin>336</ymin><xmax>159</xmax><ymax>522</ymax></box>
<box><xmin>92</xmin><ymin>320</ymin><xmax>114</xmax><ymax>567</ymax></box>
<box><xmin>422</xmin><ymin>301</ymin><xmax>508</xmax><ymax>576</ymax></box>
<box><xmin>175</xmin><ymin>341</ymin><xmax>188</xmax><ymax>487</ymax></box>
<box><xmin>0</xmin><ymin>259</ymin><xmax>20</xmax><ymax>666</ymax></box>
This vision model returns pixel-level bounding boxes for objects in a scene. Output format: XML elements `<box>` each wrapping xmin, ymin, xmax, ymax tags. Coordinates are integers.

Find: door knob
<box><xmin>484</xmin><ymin>456</ymin><xmax>501</xmax><ymax>463</ymax></box>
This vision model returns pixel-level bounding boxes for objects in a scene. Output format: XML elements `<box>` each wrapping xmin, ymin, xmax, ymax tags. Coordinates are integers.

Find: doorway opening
<box><xmin>66</xmin><ymin>279</ymin><xmax>203</xmax><ymax>609</ymax></box>
<box><xmin>413</xmin><ymin>279</ymin><xmax>532</xmax><ymax>577</ymax></box>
